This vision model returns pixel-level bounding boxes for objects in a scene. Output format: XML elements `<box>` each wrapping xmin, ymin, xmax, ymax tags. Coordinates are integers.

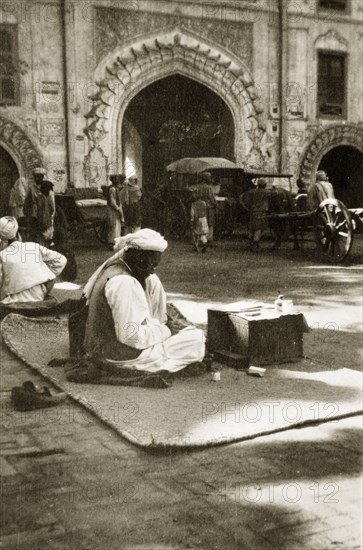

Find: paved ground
<box><xmin>1</xmin><ymin>236</ymin><xmax>362</xmax><ymax>550</ymax></box>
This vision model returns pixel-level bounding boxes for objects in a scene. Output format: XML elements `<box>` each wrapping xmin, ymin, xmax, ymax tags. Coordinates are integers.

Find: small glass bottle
<box><xmin>275</xmin><ymin>292</ymin><xmax>284</xmax><ymax>312</ymax></box>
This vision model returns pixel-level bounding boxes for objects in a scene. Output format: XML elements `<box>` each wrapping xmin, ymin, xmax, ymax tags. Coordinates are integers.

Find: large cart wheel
<box><xmin>313</xmin><ymin>199</ymin><xmax>353</xmax><ymax>262</ymax></box>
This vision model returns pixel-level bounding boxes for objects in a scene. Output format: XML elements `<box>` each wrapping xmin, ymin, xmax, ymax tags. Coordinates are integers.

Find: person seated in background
<box><xmin>0</xmin><ymin>216</ymin><xmax>67</xmax><ymax>304</ymax></box>
<box><xmin>307</xmin><ymin>170</ymin><xmax>335</xmax><ymax>211</ymax></box>
<box><xmin>239</xmin><ymin>178</ymin><xmax>270</xmax><ymax>252</ymax></box>
<box><xmin>82</xmin><ymin>229</ymin><xmax>205</xmax><ymax>380</ymax></box>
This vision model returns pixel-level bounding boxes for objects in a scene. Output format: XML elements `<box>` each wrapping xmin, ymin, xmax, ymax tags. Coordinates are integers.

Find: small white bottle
<box><xmin>211</xmin><ymin>370</ymin><xmax>221</xmax><ymax>381</ymax></box>
<box><xmin>274</xmin><ymin>293</ymin><xmax>284</xmax><ymax>312</ymax></box>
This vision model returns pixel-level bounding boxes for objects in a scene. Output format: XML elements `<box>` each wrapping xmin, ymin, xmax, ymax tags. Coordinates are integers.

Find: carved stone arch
<box><xmin>314</xmin><ymin>29</ymin><xmax>349</xmax><ymax>53</ymax></box>
<box><xmin>0</xmin><ymin>116</ymin><xmax>43</xmax><ymax>178</ymax></box>
<box><xmin>299</xmin><ymin>123</ymin><xmax>363</xmax><ymax>184</ymax></box>
<box><xmin>85</xmin><ymin>28</ymin><xmax>265</xmax><ymax>171</ymax></box>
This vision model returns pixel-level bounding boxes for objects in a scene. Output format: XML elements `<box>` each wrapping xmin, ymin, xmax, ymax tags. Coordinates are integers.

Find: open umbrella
<box><xmin>166</xmin><ymin>157</ymin><xmax>237</xmax><ymax>174</ymax></box>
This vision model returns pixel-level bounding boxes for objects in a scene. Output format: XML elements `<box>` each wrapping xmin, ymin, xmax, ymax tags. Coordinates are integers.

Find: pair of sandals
<box><xmin>11</xmin><ymin>381</ymin><xmax>66</xmax><ymax>411</ymax></box>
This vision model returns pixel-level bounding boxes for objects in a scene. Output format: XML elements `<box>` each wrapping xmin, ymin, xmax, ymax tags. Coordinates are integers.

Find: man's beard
<box><xmin>133</xmin><ymin>272</ymin><xmax>148</xmax><ymax>290</ymax></box>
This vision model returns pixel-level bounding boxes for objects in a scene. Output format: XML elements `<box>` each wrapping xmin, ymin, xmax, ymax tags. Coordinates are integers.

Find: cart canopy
<box><xmin>166</xmin><ymin>157</ymin><xmax>237</xmax><ymax>174</ymax></box>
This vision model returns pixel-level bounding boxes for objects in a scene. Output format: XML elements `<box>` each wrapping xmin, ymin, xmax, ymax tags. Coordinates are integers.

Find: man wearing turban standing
<box><xmin>83</xmin><ymin>229</ymin><xmax>205</xmax><ymax>375</ymax></box>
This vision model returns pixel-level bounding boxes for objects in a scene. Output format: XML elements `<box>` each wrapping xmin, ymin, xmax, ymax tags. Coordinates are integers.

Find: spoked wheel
<box><xmin>313</xmin><ymin>199</ymin><xmax>353</xmax><ymax>262</ymax></box>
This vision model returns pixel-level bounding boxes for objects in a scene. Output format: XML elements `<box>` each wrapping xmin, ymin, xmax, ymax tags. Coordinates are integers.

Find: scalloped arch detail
<box><xmin>300</xmin><ymin>124</ymin><xmax>363</xmax><ymax>184</ymax></box>
<box><xmin>84</xmin><ymin>29</ymin><xmax>265</xmax><ymax>168</ymax></box>
<box><xmin>0</xmin><ymin>116</ymin><xmax>43</xmax><ymax>177</ymax></box>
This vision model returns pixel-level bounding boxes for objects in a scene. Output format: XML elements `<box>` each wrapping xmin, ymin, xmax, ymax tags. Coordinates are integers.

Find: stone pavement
<box><xmin>1</xmin><ymin>332</ymin><xmax>362</xmax><ymax>550</ymax></box>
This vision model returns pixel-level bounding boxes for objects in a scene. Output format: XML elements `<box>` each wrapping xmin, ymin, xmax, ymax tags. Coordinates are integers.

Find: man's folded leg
<box><xmin>103</xmin><ymin>326</ymin><xmax>205</xmax><ymax>374</ymax></box>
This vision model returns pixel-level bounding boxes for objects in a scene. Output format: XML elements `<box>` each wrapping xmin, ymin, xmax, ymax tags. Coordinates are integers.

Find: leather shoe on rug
<box><xmin>11</xmin><ymin>381</ymin><xmax>66</xmax><ymax>411</ymax></box>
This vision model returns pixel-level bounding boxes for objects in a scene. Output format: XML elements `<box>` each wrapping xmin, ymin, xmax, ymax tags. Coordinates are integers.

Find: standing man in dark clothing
<box><xmin>269</xmin><ymin>186</ymin><xmax>296</xmax><ymax>250</ymax></box>
<box><xmin>240</xmin><ymin>178</ymin><xmax>270</xmax><ymax>251</ymax></box>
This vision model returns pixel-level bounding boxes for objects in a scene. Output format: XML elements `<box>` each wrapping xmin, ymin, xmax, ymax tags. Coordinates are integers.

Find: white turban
<box><xmin>33</xmin><ymin>167</ymin><xmax>46</xmax><ymax>175</ymax></box>
<box><xmin>114</xmin><ymin>229</ymin><xmax>167</xmax><ymax>254</ymax></box>
<box><xmin>83</xmin><ymin>229</ymin><xmax>168</xmax><ymax>301</ymax></box>
<box><xmin>0</xmin><ymin>216</ymin><xmax>18</xmax><ymax>240</ymax></box>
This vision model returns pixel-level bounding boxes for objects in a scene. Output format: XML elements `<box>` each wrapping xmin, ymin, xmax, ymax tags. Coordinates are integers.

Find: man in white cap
<box><xmin>0</xmin><ymin>216</ymin><xmax>67</xmax><ymax>303</ymax></box>
<box><xmin>82</xmin><ymin>228</ymin><xmax>205</xmax><ymax>378</ymax></box>
<box><xmin>307</xmin><ymin>170</ymin><xmax>335</xmax><ymax>211</ymax></box>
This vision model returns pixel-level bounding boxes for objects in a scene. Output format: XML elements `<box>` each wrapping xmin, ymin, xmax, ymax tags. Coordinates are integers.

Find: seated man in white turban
<box><xmin>0</xmin><ymin>216</ymin><xmax>67</xmax><ymax>304</ymax></box>
<box><xmin>81</xmin><ymin>228</ymin><xmax>205</xmax><ymax>380</ymax></box>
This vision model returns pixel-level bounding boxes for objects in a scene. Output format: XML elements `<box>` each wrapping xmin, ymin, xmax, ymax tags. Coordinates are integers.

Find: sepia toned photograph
<box><xmin>0</xmin><ymin>1</ymin><xmax>362</xmax><ymax>548</ymax></box>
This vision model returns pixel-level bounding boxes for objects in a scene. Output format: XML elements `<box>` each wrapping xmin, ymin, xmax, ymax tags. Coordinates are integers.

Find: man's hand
<box><xmin>166</xmin><ymin>317</ymin><xmax>191</xmax><ymax>335</ymax></box>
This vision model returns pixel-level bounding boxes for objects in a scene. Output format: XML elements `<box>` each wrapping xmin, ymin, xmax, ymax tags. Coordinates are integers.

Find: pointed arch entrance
<box><xmin>318</xmin><ymin>146</ymin><xmax>363</xmax><ymax>207</ymax></box>
<box><xmin>299</xmin><ymin>123</ymin><xmax>363</xmax><ymax>207</ymax></box>
<box><xmin>85</xmin><ymin>29</ymin><xmax>265</xmax><ymax>173</ymax></box>
<box><xmin>122</xmin><ymin>74</ymin><xmax>235</xmax><ymax>187</ymax></box>
<box><xmin>0</xmin><ymin>116</ymin><xmax>43</xmax><ymax>216</ymax></box>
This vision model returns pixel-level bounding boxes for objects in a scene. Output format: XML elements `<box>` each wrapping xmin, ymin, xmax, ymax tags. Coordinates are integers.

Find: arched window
<box><xmin>0</xmin><ymin>25</ymin><xmax>19</xmax><ymax>105</ymax></box>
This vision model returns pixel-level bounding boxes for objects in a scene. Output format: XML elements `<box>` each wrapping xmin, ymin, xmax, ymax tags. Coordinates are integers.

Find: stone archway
<box><xmin>84</xmin><ymin>28</ymin><xmax>265</xmax><ymax>173</ymax></box>
<box><xmin>0</xmin><ymin>116</ymin><xmax>43</xmax><ymax>178</ymax></box>
<box><xmin>299</xmin><ymin>123</ymin><xmax>363</xmax><ymax>185</ymax></box>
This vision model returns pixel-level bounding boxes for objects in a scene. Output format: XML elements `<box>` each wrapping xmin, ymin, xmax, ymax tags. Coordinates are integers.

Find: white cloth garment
<box><xmin>0</xmin><ymin>241</ymin><xmax>67</xmax><ymax>303</ymax></box>
<box><xmin>103</xmin><ymin>273</ymin><xmax>205</xmax><ymax>373</ymax></box>
<box><xmin>0</xmin><ymin>216</ymin><xmax>18</xmax><ymax>241</ymax></box>
<box><xmin>1</xmin><ymin>284</ymin><xmax>48</xmax><ymax>304</ymax></box>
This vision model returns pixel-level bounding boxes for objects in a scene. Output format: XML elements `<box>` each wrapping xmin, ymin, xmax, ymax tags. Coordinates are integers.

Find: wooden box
<box><xmin>207</xmin><ymin>309</ymin><xmax>304</xmax><ymax>366</ymax></box>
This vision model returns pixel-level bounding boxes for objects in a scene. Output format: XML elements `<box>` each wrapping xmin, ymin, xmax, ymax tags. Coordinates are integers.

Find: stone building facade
<box><xmin>0</xmin><ymin>0</ymin><xmax>362</xmax><ymax>215</ymax></box>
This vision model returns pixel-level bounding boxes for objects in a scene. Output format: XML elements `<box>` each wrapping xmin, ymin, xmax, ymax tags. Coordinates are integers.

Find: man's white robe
<box><xmin>0</xmin><ymin>241</ymin><xmax>66</xmax><ymax>303</ymax></box>
<box><xmin>103</xmin><ymin>273</ymin><xmax>205</xmax><ymax>373</ymax></box>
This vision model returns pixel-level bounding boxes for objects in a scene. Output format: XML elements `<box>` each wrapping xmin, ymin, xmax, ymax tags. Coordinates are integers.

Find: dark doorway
<box><xmin>0</xmin><ymin>146</ymin><xmax>19</xmax><ymax>216</ymax></box>
<box><xmin>318</xmin><ymin>146</ymin><xmax>363</xmax><ymax>207</ymax></box>
<box><xmin>122</xmin><ymin>74</ymin><xmax>235</xmax><ymax>190</ymax></box>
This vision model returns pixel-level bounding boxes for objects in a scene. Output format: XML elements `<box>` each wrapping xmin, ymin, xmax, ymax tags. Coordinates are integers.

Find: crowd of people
<box><xmin>0</xmin><ymin>167</ymin><xmax>68</xmax><ymax>305</ymax></box>
<box><xmin>0</xmin><ymin>167</ymin><xmax>207</xmax><ymax>390</ymax></box>
<box><xmin>0</xmin><ymin>166</ymin><xmax>336</xmax><ymax>394</ymax></box>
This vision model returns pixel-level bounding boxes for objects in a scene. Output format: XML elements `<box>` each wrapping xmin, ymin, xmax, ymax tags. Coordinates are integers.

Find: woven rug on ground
<box><xmin>1</xmin><ymin>314</ymin><xmax>362</xmax><ymax>450</ymax></box>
